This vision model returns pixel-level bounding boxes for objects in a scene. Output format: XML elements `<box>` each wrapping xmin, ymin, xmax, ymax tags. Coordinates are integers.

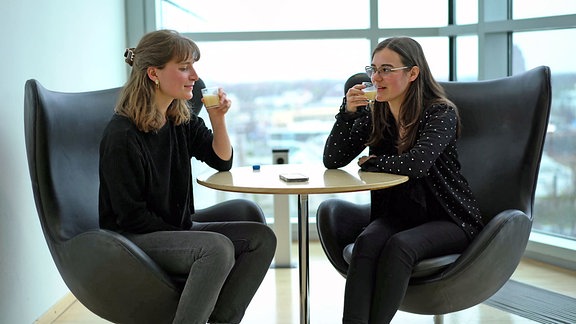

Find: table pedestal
<box><xmin>273</xmin><ymin>194</ymin><xmax>294</xmax><ymax>268</ymax></box>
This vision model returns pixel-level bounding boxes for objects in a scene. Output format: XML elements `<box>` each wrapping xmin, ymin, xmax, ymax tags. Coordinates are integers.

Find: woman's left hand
<box><xmin>358</xmin><ymin>155</ymin><xmax>376</xmax><ymax>166</ymax></box>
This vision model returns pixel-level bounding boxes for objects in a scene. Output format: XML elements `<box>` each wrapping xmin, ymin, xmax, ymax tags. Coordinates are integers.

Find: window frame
<box><xmin>127</xmin><ymin>0</ymin><xmax>576</xmax><ymax>271</ymax></box>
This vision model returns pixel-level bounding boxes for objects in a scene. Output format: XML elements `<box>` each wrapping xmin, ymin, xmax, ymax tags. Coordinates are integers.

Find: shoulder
<box><xmin>418</xmin><ymin>103</ymin><xmax>459</xmax><ymax>134</ymax></box>
<box><xmin>105</xmin><ymin>114</ymin><xmax>136</xmax><ymax>131</ymax></box>
<box><xmin>425</xmin><ymin>102</ymin><xmax>455</xmax><ymax>114</ymax></box>
<box><xmin>423</xmin><ymin>102</ymin><xmax>458</xmax><ymax>121</ymax></box>
<box><xmin>101</xmin><ymin>114</ymin><xmax>144</xmax><ymax>147</ymax></box>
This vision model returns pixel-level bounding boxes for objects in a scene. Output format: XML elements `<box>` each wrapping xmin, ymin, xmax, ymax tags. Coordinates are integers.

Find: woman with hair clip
<box><xmin>323</xmin><ymin>37</ymin><xmax>485</xmax><ymax>323</ymax></box>
<box><xmin>99</xmin><ymin>29</ymin><xmax>276</xmax><ymax>324</ymax></box>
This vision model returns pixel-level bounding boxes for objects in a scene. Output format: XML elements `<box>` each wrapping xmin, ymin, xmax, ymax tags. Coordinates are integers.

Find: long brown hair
<box><xmin>115</xmin><ymin>29</ymin><xmax>201</xmax><ymax>132</ymax></box>
<box><xmin>367</xmin><ymin>37</ymin><xmax>459</xmax><ymax>153</ymax></box>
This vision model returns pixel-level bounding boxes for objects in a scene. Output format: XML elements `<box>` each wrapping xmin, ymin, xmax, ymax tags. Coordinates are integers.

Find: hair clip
<box><xmin>124</xmin><ymin>48</ymin><xmax>135</xmax><ymax>66</ymax></box>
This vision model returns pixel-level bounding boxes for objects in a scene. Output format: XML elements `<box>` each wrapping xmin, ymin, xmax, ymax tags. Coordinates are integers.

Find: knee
<box><xmin>353</xmin><ymin>231</ymin><xmax>384</xmax><ymax>259</ymax></box>
<box><xmin>241</xmin><ymin>224</ymin><xmax>276</xmax><ymax>260</ymax></box>
<box><xmin>255</xmin><ymin>224</ymin><xmax>277</xmax><ymax>253</ymax></box>
<box><xmin>205</xmin><ymin>234</ymin><xmax>236</xmax><ymax>268</ymax></box>
<box><xmin>232</xmin><ymin>199</ymin><xmax>266</xmax><ymax>224</ymax></box>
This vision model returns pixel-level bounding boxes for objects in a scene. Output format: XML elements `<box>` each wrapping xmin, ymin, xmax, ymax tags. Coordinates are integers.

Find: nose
<box><xmin>189</xmin><ymin>67</ymin><xmax>199</xmax><ymax>81</ymax></box>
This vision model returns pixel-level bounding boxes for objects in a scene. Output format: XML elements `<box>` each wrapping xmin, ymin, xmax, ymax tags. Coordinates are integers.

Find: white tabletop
<box><xmin>196</xmin><ymin>163</ymin><xmax>408</xmax><ymax>195</ymax></box>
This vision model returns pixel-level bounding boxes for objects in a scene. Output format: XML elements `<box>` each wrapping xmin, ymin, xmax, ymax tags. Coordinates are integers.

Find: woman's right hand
<box><xmin>344</xmin><ymin>84</ymin><xmax>369</xmax><ymax>113</ymax></box>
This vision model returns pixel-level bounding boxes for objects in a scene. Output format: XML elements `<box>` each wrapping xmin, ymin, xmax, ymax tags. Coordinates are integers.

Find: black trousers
<box><xmin>343</xmin><ymin>193</ymin><xmax>470</xmax><ymax>324</ymax></box>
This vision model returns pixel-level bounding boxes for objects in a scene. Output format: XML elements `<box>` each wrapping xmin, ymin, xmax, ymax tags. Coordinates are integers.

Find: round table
<box><xmin>197</xmin><ymin>163</ymin><xmax>408</xmax><ymax>324</ymax></box>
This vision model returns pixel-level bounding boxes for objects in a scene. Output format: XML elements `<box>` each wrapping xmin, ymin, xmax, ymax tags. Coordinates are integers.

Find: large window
<box><xmin>161</xmin><ymin>0</ymin><xmax>369</xmax><ymax>32</ymax></box>
<box><xmin>378</xmin><ymin>0</ymin><xmax>447</xmax><ymax>28</ymax></box>
<box><xmin>188</xmin><ymin>38</ymin><xmax>372</xmax><ymax>214</ymax></box>
<box><xmin>455</xmin><ymin>0</ymin><xmax>478</xmax><ymax>25</ymax></box>
<box><xmin>151</xmin><ymin>0</ymin><xmax>576</xmax><ymax>260</ymax></box>
<box><xmin>513</xmin><ymin>29</ymin><xmax>576</xmax><ymax>238</ymax></box>
<box><xmin>456</xmin><ymin>35</ymin><xmax>478</xmax><ymax>81</ymax></box>
<box><xmin>156</xmin><ymin>0</ymin><xmax>452</xmax><ymax>221</ymax></box>
<box><xmin>513</xmin><ymin>0</ymin><xmax>576</xmax><ymax>19</ymax></box>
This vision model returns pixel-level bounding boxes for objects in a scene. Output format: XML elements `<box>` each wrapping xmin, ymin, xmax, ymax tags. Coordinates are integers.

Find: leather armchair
<box><xmin>316</xmin><ymin>66</ymin><xmax>552</xmax><ymax>319</ymax></box>
<box><xmin>24</xmin><ymin>79</ymin><xmax>263</xmax><ymax>323</ymax></box>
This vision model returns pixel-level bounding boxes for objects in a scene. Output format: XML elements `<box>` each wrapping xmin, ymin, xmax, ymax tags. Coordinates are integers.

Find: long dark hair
<box><xmin>367</xmin><ymin>37</ymin><xmax>459</xmax><ymax>153</ymax></box>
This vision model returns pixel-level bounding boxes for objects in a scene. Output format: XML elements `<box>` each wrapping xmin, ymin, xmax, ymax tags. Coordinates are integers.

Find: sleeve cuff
<box><xmin>337</xmin><ymin>96</ymin><xmax>370</xmax><ymax>120</ymax></box>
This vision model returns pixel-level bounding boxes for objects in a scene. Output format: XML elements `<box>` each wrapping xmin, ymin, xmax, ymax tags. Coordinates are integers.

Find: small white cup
<box><xmin>201</xmin><ymin>87</ymin><xmax>220</xmax><ymax>109</ymax></box>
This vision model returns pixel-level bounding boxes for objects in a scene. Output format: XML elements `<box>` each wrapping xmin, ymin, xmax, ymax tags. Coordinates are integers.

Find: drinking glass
<box><xmin>362</xmin><ymin>82</ymin><xmax>376</xmax><ymax>103</ymax></box>
<box><xmin>201</xmin><ymin>87</ymin><xmax>220</xmax><ymax>109</ymax></box>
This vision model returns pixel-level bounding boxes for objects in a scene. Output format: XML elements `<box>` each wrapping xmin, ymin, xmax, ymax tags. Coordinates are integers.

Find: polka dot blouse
<box><xmin>323</xmin><ymin>103</ymin><xmax>484</xmax><ymax>239</ymax></box>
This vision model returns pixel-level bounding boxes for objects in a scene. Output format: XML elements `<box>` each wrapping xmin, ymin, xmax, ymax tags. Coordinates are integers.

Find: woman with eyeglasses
<box><xmin>323</xmin><ymin>37</ymin><xmax>485</xmax><ymax>323</ymax></box>
<box><xmin>99</xmin><ymin>29</ymin><xmax>276</xmax><ymax>324</ymax></box>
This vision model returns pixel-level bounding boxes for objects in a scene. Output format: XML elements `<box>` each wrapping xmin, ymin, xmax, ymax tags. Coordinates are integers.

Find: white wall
<box><xmin>0</xmin><ymin>1</ymin><xmax>126</xmax><ymax>322</ymax></box>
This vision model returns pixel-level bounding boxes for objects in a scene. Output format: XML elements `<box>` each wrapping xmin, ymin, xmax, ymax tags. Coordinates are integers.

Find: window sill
<box><xmin>525</xmin><ymin>231</ymin><xmax>576</xmax><ymax>271</ymax></box>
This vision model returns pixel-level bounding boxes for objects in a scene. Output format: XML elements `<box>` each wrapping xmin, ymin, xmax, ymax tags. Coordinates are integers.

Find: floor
<box><xmin>50</xmin><ymin>241</ymin><xmax>576</xmax><ymax>324</ymax></box>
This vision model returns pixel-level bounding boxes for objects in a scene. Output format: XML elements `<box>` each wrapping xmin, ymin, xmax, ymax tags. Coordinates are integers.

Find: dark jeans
<box><xmin>343</xmin><ymin>218</ymin><xmax>469</xmax><ymax>324</ymax></box>
<box><xmin>126</xmin><ymin>199</ymin><xmax>276</xmax><ymax>324</ymax></box>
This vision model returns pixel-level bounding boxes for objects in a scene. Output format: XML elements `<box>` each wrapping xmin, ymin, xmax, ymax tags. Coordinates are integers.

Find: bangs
<box><xmin>173</xmin><ymin>37</ymin><xmax>201</xmax><ymax>63</ymax></box>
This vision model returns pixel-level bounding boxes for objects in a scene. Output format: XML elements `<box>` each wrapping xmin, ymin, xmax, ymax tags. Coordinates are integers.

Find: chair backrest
<box><xmin>343</xmin><ymin>66</ymin><xmax>552</xmax><ymax>224</ymax></box>
<box><xmin>344</xmin><ymin>72</ymin><xmax>371</xmax><ymax>94</ymax></box>
<box><xmin>441</xmin><ymin>66</ymin><xmax>551</xmax><ymax>223</ymax></box>
<box><xmin>24</xmin><ymin>80</ymin><xmax>121</xmax><ymax>243</ymax></box>
<box><xmin>190</xmin><ymin>77</ymin><xmax>205</xmax><ymax>115</ymax></box>
<box><xmin>24</xmin><ymin>79</ymin><xmax>207</xmax><ymax>245</ymax></box>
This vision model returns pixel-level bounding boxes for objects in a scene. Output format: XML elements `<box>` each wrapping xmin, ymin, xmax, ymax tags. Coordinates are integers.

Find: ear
<box><xmin>408</xmin><ymin>66</ymin><xmax>420</xmax><ymax>82</ymax></box>
<box><xmin>147</xmin><ymin>67</ymin><xmax>158</xmax><ymax>82</ymax></box>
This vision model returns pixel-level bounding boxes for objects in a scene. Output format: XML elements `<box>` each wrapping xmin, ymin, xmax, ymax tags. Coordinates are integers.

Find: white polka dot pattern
<box><xmin>323</xmin><ymin>104</ymin><xmax>484</xmax><ymax>238</ymax></box>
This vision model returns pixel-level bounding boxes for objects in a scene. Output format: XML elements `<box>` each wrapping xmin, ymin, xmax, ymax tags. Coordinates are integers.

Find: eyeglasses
<box><xmin>365</xmin><ymin>65</ymin><xmax>412</xmax><ymax>78</ymax></box>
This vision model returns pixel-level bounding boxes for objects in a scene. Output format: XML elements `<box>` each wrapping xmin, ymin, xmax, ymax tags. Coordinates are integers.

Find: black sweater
<box><xmin>99</xmin><ymin>114</ymin><xmax>232</xmax><ymax>234</ymax></box>
<box><xmin>323</xmin><ymin>103</ymin><xmax>484</xmax><ymax>239</ymax></box>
